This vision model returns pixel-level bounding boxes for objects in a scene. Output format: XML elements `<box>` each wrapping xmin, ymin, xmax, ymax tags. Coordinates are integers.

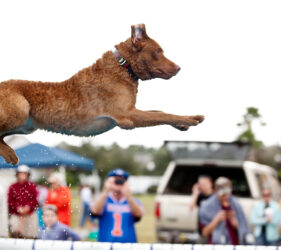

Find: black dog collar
<box><xmin>112</xmin><ymin>48</ymin><xmax>139</xmax><ymax>81</ymax></box>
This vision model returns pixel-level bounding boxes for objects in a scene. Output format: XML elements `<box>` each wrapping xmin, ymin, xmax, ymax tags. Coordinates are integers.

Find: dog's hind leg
<box><xmin>0</xmin><ymin>93</ymin><xmax>30</xmax><ymax>164</ymax></box>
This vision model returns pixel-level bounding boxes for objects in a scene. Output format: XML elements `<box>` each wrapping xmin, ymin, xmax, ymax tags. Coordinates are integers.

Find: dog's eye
<box><xmin>156</xmin><ymin>48</ymin><xmax>163</xmax><ymax>54</ymax></box>
<box><xmin>152</xmin><ymin>48</ymin><xmax>163</xmax><ymax>60</ymax></box>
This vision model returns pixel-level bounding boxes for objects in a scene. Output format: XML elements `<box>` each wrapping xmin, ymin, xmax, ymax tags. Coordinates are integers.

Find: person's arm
<box><xmin>226</xmin><ymin>210</ymin><xmax>238</xmax><ymax>229</ymax></box>
<box><xmin>250</xmin><ymin>204</ymin><xmax>266</xmax><ymax>226</ymax></box>
<box><xmin>91</xmin><ymin>190</ymin><xmax>109</xmax><ymax>215</ymax></box>
<box><xmin>7</xmin><ymin>185</ymin><xmax>17</xmax><ymax>214</ymax></box>
<box><xmin>189</xmin><ymin>183</ymin><xmax>200</xmax><ymax>210</ymax></box>
<box><xmin>64</xmin><ymin>226</ymin><xmax>81</xmax><ymax>241</ymax></box>
<box><xmin>91</xmin><ymin>177</ymin><xmax>114</xmax><ymax>215</ymax></box>
<box><xmin>267</xmin><ymin>204</ymin><xmax>281</xmax><ymax>226</ymax></box>
<box><xmin>202</xmin><ymin>210</ymin><xmax>226</xmax><ymax>237</ymax></box>
<box><xmin>127</xmin><ymin>196</ymin><xmax>143</xmax><ymax>218</ymax></box>
<box><xmin>122</xmin><ymin>182</ymin><xmax>143</xmax><ymax>218</ymax></box>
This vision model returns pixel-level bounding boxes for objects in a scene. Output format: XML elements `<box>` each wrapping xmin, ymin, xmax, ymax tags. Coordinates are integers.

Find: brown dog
<box><xmin>0</xmin><ymin>24</ymin><xmax>204</xmax><ymax>164</ymax></box>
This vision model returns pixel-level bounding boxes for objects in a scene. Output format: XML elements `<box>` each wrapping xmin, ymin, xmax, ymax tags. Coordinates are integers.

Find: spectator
<box><xmin>189</xmin><ymin>175</ymin><xmax>213</xmax><ymax>210</ymax></box>
<box><xmin>80</xmin><ymin>184</ymin><xmax>95</xmax><ymax>227</ymax></box>
<box><xmin>91</xmin><ymin>168</ymin><xmax>143</xmax><ymax>243</ymax></box>
<box><xmin>45</xmin><ymin>172</ymin><xmax>71</xmax><ymax>226</ymax></box>
<box><xmin>189</xmin><ymin>175</ymin><xmax>213</xmax><ymax>241</ymax></box>
<box><xmin>0</xmin><ymin>184</ymin><xmax>8</xmax><ymax>237</ymax></box>
<box><xmin>250</xmin><ymin>187</ymin><xmax>280</xmax><ymax>246</ymax></box>
<box><xmin>38</xmin><ymin>205</ymin><xmax>80</xmax><ymax>241</ymax></box>
<box><xmin>37</xmin><ymin>183</ymin><xmax>49</xmax><ymax>227</ymax></box>
<box><xmin>199</xmin><ymin>177</ymin><xmax>251</xmax><ymax>245</ymax></box>
<box><xmin>8</xmin><ymin>165</ymin><xmax>38</xmax><ymax>238</ymax></box>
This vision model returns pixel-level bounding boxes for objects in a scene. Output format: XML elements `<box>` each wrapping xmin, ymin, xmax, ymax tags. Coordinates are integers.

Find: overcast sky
<box><xmin>0</xmin><ymin>0</ymin><xmax>280</xmax><ymax>148</ymax></box>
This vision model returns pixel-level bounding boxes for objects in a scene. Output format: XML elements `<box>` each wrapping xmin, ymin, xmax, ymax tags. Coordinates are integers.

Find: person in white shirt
<box><xmin>80</xmin><ymin>184</ymin><xmax>95</xmax><ymax>227</ymax></box>
<box><xmin>0</xmin><ymin>184</ymin><xmax>8</xmax><ymax>237</ymax></box>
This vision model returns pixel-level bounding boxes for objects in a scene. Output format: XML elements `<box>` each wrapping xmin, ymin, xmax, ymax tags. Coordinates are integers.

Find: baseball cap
<box><xmin>217</xmin><ymin>186</ymin><xmax>232</xmax><ymax>196</ymax></box>
<box><xmin>107</xmin><ymin>168</ymin><xmax>130</xmax><ymax>180</ymax></box>
<box><xmin>215</xmin><ymin>177</ymin><xmax>232</xmax><ymax>196</ymax></box>
<box><xmin>16</xmin><ymin>165</ymin><xmax>30</xmax><ymax>174</ymax></box>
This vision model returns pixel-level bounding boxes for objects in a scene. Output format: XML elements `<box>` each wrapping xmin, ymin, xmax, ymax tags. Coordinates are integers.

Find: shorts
<box><xmin>10</xmin><ymin>211</ymin><xmax>38</xmax><ymax>238</ymax></box>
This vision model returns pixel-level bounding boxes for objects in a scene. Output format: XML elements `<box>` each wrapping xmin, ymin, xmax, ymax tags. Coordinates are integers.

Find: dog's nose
<box><xmin>175</xmin><ymin>66</ymin><xmax>181</xmax><ymax>73</ymax></box>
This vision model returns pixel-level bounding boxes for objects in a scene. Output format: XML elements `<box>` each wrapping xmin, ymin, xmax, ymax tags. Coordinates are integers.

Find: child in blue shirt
<box><xmin>38</xmin><ymin>205</ymin><xmax>81</xmax><ymax>241</ymax></box>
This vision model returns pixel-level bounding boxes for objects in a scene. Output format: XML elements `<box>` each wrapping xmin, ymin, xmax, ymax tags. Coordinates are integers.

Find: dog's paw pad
<box><xmin>174</xmin><ymin>125</ymin><xmax>189</xmax><ymax>131</ymax></box>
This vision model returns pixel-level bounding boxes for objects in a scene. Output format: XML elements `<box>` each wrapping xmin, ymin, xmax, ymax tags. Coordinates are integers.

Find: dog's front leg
<box><xmin>145</xmin><ymin>110</ymin><xmax>190</xmax><ymax>131</ymax></box>
<box><xmin>116</xmin><ymin>109</ymin><xmax>204</xmax><ymax>130</ymax></box>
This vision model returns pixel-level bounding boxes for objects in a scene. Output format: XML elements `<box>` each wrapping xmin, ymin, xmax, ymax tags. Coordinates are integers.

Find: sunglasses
<box><xmin>262</xmin><ymin>193</ymin><xmax>271</xmax><ymax>197</ymax></box>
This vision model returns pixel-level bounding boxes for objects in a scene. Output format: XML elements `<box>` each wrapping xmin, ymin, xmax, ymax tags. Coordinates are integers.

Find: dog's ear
<box><xmin>131</xmin><ymin>24</ymin><xmax>148</xmax><ymax>50</ymax></box>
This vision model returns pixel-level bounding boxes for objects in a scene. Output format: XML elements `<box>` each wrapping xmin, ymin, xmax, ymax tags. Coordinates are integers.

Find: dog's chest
<box><xmin>42</xmin><ymin>115</ymin><xmax>118</xmax><ymax>136</ymax></box>
<box><xmin>76</xmin><ymin>115</ymin><xmax>118</xmax><ymax>136</ymax></box>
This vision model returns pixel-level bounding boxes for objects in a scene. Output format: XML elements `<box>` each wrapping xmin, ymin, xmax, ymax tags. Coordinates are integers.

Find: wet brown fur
<box><xmin>0</xmin><ymin>24</ymin><xmax>204</xmax><ymax>164</ymax></box>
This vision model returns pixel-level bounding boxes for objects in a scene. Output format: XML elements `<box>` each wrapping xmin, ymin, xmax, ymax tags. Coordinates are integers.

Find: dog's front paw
<box><xmin>185</xmin><ymin>115</ymin><xmax>204</xmax><ymax>126</ymax></box>
<box><xmin>193</xmin><ymin>115</ymin><xmax>205</xmax><ymax>123</ymax></box>
<box><xmin>173</xmin><ymin>125</ymin><xmax>189</xmax><ymax>131</ymax></box>
<box><xmin>185</xmin><ymin>115</ymin><xmax>205</xmax><ymax>126</ymax></box>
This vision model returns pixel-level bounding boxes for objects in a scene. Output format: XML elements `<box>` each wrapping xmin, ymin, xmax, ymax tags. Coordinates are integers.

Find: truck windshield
<box><xmin>164</xmin><ymin>165</ymin><xmax>251</xmax><ymax>198</ymax></box>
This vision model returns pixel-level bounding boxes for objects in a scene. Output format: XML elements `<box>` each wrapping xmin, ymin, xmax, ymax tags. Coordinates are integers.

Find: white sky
<box><xmin>0</xmin><ymin>0</ymin><xmax>280</xmax><ymax>148</ymax></box>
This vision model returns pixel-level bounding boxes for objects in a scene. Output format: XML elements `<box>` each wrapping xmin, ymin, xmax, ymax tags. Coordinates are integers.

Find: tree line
<box><xmin>61</xmin><ymin>142</ymin><xmax>171</xmax><ymax>185</ymax></box>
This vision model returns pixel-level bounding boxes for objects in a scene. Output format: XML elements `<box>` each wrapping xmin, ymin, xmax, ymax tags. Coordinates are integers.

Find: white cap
<box><xmin>16</xmin><ymin>165</ymin><xmax>30</xmax><ymax>174</ymax></box>
<box><xmin>215</xmin><ymin>177</ymin><xmax>232</xmax><ymax>196</ymax></box>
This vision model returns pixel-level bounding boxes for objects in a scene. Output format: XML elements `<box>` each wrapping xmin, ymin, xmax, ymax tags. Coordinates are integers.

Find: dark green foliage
<box><xmin>235</xmin><ymin>107</ymin><xmax>281</xmax><ymax>180</ymax></box>
<box><xmin>147</xmin><ymin>185</ymin><xmax>158</xmax><ymax>194</ymax></box>
<box><xmin>59</xmin><ymin>142</ymin><xmax>171</xmax><ymax>185</ymax></box>
<box><xmin>236</xmin><ymin>107</ymin><xmax>265</xmax><ymax>148</ymax></box>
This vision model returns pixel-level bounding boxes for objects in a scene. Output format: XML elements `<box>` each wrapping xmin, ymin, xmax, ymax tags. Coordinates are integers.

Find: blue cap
<box><xmin>107</xmin><ymin>168</ymin><xmax>130</xmax><ymax>180</ymax></box>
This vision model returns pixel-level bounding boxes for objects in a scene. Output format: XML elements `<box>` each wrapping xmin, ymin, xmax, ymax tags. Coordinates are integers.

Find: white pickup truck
<box><xmin>155</xmin><ymin>141</ymin><xmax>281</xmax><ymax>243</ymax></box>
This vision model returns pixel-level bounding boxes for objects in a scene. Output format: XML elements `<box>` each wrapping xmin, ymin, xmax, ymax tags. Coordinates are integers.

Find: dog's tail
<box><xmin>0</xmin><ymin>136</ymin><xmax>19</xmax><ymax>165</ymax></box>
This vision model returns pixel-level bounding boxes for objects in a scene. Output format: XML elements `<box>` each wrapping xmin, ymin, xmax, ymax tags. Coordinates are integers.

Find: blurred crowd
<box><xmin>4</xmin><ymin>165</ymin><xmax>77</xmax><ymax>240</ymax></box>
<box><xmin>1</xmin><ymin>165</ymin><xmax>281</xmax><ymax>246</ymax></box>
<box><xmin>190</xmin><ymin>175</ymin><xmax>281</xmax><ymax>246</ymax></box>
<box><xmin>0</xmin><ymin>165</ymin><xmax>143</xmax><ymax>243</ymax></box>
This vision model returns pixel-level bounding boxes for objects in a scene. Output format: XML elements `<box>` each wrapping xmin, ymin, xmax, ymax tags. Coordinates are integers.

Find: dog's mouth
<box><xmin>153</xmin><ymin>67</ymin><xmax>181</xmax><ymax>80</ymax></box>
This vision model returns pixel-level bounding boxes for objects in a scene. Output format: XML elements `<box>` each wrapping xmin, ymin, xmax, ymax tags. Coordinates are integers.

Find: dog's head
<box><xmin>127</xmin><ymin>24</ymin><xmax>181</xmax><ymax>81</ymax></box>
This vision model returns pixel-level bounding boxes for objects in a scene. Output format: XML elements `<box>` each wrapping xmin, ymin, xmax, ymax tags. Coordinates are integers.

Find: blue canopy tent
<box><xmin>0</xmin><ymin>143</ymin><xmax>94</xmax><ymax>171</ymax></box>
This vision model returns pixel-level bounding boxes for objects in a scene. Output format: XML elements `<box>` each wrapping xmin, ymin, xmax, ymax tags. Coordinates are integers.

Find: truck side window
<box><xmin>164</xmin><ymin>165</ymin><xmax>251</xmax><ymax>197</ymax></box>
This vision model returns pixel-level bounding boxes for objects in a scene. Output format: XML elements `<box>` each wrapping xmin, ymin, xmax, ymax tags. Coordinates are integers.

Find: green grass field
<box><xmin>135</xmin><ymin>194</ymin><xmax>157</xmax><ymax>243</ymax></box>
<box><xmin>71</xmin><ymin>191</ymin><xmax>156</xmax><ymax>243</ymax></box>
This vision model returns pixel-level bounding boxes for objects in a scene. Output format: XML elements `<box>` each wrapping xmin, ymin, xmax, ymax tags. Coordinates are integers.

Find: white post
<box><xmin>59</xmin><ymin>165</ymin><xmax>66</xmax><ymax>185</ymax></box>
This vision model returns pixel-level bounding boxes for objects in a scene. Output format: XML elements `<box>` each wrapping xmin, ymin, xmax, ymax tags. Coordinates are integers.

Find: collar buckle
<box><xmin>112</xmin><ymin>48</ymin><xmax>139</xmax><ymax>81</ymax></box>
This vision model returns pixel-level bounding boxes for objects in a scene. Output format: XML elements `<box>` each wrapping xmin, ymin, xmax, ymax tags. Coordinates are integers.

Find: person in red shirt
<box><xmin>8</xmin><ymin>165</ymin><xmax>38</xmax><ymax>238</ymax></box>
<box><xmin>45</xmin><ymin>172</ymin><xmax>72</xmax><ymax>226</ymax></box>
